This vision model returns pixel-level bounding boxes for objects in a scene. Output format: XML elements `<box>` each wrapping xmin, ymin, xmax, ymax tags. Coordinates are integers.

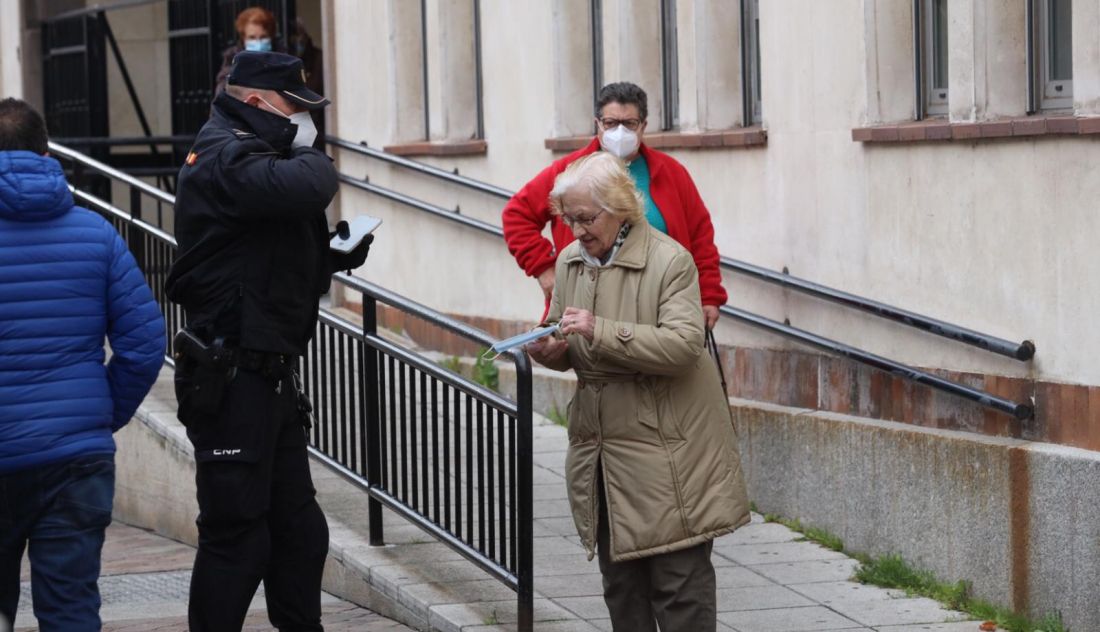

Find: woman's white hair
<box><xmin>549</xmin><ymin>152</ymin><xmax>645</xmax><ymax>225</ymax></box>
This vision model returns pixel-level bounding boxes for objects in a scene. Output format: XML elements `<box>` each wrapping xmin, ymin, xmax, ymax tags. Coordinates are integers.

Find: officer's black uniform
<box><xmin>165</xmin><ymin>52</ymin><xmax>369</xmax><ymax>632</ymax></box>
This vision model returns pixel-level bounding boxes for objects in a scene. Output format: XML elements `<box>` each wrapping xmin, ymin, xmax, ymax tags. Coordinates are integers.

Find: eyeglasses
<box><xmin>560</xmin><ymin>208</ymin><xmax>605</xmax><ymax>229</ymax></box>
<box><xmin>598</xmin><ymin>118</ymin><xmax>643</xmax><ymax>131</ymax></box>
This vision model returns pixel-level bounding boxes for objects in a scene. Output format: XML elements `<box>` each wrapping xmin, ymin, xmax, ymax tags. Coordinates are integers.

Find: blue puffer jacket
<box><xmin>0</xmin><ymin>150</ymin><xmax>166</xmax><ymax>474</ymax></box>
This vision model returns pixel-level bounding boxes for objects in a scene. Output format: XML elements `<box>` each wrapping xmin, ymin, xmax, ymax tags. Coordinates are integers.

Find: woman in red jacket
<box><xmin>502</xmin><ymin>82</ymin><xmax>727</xmax><ymax>328</ymax></box>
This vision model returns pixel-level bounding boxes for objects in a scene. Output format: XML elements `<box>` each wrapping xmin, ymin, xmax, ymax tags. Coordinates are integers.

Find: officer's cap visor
<box><xmin>281</xmin><ymin>87</ymin><xmax>330</xmax><ymax>110</ymax></box>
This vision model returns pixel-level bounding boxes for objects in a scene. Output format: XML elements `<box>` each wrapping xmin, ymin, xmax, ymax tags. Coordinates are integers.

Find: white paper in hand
<box><xmin>330</xmin><ymin>215</ymin><xmax>383</xmax><ymax>253</ymax></box>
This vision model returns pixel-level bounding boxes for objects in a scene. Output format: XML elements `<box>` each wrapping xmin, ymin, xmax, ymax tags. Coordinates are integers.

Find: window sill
<box><xmin>544</xmin><ymin>127</ymin><xmax>767</xmax><ymax>153</ymax></box>
<box><xmin>852</xmin><ymin>115</ymin><xmax>1100</xmax><ymax>143</ymax></box>
<box><xmin>381</xmin><ymin>139</ymin><xmax>488</xmax><ymax>157</ymax></box>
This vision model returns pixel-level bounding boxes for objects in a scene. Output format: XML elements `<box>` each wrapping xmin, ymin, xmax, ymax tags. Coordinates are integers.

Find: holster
<box><xmin>173</xmin><ymin>329</ymin><xmax>234</xmax><ymax>422</ymax></box>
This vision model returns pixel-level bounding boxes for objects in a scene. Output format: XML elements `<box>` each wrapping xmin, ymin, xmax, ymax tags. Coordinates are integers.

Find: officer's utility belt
<box><xmin>173</xmin><ymin>329</ymin><xmax>293</xmax><ymax>377</ymax></box>
<box><xmin>173</xmin><ymin>329</ymin><xmax>311</xmax><ymax>427</ymax></box>
<box><xmin>228</xmin><ymin>348</ymin><xmax>294</xmax><ymax>377</ymax></box>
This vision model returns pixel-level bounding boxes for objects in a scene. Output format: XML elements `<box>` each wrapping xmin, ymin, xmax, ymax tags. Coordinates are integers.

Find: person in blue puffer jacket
<box><xmin>0</xmin><ymin>98</ymin><xmax>166</xmax><ymax>632</ymax></box>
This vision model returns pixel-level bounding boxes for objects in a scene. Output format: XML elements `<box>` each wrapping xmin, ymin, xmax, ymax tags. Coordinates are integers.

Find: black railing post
<box><xmin>514</xmin><ymin>354</ymin><xmax>534</xmax><ymax>632</ymax></box>
<box><xmin>362</xmin><ymin>293</ymin><xmax>385</xmax><ymax>546</ymax></box>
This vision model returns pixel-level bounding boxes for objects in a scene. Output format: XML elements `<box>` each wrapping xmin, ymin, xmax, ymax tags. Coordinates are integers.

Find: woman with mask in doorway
<box><xmin>214</xmin><ymin>7</ymin><xmax>286</xmax><ymax>97</ymax></box>
<box><xmin>502</xmin><ymin>82</ymin><xmax>728</xmax><ymax>327</ymax></box>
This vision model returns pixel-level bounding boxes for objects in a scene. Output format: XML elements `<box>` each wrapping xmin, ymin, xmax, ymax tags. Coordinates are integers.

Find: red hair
<box><xmin>235</xmin><ymin>7</ymin><xmax>276</xmax><ymax>40</ymax></box>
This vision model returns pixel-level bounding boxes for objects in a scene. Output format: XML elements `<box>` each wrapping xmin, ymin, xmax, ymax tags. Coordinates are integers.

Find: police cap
<box><xmin>227</xmin><ymin>51</ymin><xmax>330</xmax><ymax>110</ymax></box>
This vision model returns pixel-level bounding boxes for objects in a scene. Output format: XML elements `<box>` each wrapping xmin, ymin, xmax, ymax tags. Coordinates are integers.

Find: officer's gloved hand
<box><xmin>334</xmin><ymin>233</ymin><xmax>373</xmax><ymax>272</ymax></box>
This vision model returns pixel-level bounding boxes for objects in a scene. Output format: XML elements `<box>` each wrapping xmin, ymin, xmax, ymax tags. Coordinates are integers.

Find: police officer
<box><xmin>165</xmin><ymin>51</ymin><xmax>370</xmax><ymax>631</ymax></box>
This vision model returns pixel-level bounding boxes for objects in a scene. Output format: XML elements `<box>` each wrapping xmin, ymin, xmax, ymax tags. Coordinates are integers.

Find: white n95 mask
<box><xmin>256</xmin><ymin>96</ymin><xmax>319</xmax><ymax>149</ymax></box>
<box><xmin>289</xmin><ymin>112</ymin><xmax>318</xmax><ymax>149</ymax></box>
<box><xmin>600</xmin><ymin>125</ymin><xmax>639</xmax><ymax>159</ymax></box>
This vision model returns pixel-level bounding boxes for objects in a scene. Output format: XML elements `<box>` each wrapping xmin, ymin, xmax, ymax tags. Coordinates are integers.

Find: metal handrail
<box><xmin>52</xmin><ymin>134</ymin><xmax>196</xmax><ymax>147</ymax></box>
<box><xmin>334</xmin><ymin>273</ymin><xmax>510</xmax><ymax>349</ymax></box>
<box><xmin>721</xmin><ymin>257</ymin><xmax>1036</xmax><ymax>361</ymax></box>
<box><xmin>329</xmin><ymin>135</ymin><xmax>1035</xmax><ymax>362</ymax></box>
<box><xmin>338</xmin><ymin>173</ymin><xmax>503</xmax><ymax>239</ymax></box>
<box><xmin>49</xmin><ymin>141</ymin><xmax>175</xmax><ymax>205</ymax></box>
<box><xmin>70</xmin><ymin>187</ymin><xmax>176</xmax><ymax>246</ymax></box>
<box><xmin>326</xmin><ymin>136</ymin><xmax>513</xmax><ymax>199</ymax></box>
<box><xmin>720</xmin><ymin>305</ymin><xmax>1033</xmax><ymax>420</ymax></box>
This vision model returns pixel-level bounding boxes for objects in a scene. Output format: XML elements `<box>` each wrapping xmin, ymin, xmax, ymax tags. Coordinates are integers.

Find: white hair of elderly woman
<box><xmin>548</xmin><ymin>152</ymin><xmax>645</xmax><ymax>225</ymax></box>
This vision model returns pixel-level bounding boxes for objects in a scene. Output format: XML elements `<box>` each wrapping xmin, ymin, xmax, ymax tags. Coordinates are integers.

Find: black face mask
<box><xmin>216</xmin><ymin>92</ymin><xmax>296</xmax><ymax>152</ymax></box>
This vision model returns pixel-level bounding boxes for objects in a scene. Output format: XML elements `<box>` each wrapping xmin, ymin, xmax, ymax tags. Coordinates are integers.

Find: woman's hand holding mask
<box><xmin>526</xmin><ymin>332</ymin><xmax>568</xmax><ymax>366</ymax></box>
<box><xmin>559</xmin><ymin>307</ymin><xmax>596</xmax><ymax>342</ymax></box>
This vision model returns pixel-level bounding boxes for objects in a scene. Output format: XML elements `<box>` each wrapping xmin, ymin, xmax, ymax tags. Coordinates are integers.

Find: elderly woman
<box><xmin>527</xmin><ymin>152</ymin><xmax>749</xmax><ymax>631</ymax></box>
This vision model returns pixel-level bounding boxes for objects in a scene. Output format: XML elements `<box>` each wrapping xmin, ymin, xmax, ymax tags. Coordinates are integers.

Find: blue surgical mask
<box><xmin>245</xmin><ymin>38</ymin><xmax>272</xmax><ymax>52</ymax></box>
<box><xmin>482</xmin><ymin>324</ymin><xmax>562</xmax><ymax>361</ymax></box>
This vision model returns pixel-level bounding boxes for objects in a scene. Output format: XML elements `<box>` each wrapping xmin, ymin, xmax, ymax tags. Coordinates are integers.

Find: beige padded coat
<box><xmin>543</xmin><ymin>224</ymin><xmax>750</xmax><ymax>562</ymax></box>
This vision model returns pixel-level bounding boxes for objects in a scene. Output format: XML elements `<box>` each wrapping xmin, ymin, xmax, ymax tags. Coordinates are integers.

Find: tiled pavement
<box><xmin>11</xmin><ymin>522</ymin><xmax>414</xmax><ymax>632</ymax></box>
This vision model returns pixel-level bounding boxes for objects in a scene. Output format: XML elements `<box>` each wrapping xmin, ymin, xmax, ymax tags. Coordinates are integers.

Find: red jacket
<box><xmin>502</xmin><ymin>138</ymin><xmax>728</xmax><ymax>307</ymax></box>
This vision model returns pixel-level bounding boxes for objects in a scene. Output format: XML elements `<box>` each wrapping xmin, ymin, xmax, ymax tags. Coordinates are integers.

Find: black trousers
<box><xmin>177</xmin><ymin>363</ymin><xmax>328</xmax><ymax>632</ymax></box>
<box><xmin>596</xmin><ymin>468</ymin><xmax>717</xmax><ymax>632</ymax></box>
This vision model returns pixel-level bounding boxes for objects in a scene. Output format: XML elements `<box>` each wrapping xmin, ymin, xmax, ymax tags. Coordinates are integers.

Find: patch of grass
<box><xmin>763</xmin><ymin>514</ymin><xmax>844</xmax><ymax>552</ymax></box>
<box><xmin>765</xmin><ymin>513</ymin><xmax>1068</xmax><ymax>632</ymax></box>
<box><xmin>547</xmin><ymin>403</ymin><xmax>568</xmax><ymax>427</ymax></box>
<box><xmin>483</xmin><ymin>608</ymin><xmax>499</xmax><ymax>625</ymax></box>
<box><xmin>473</xmin><ymin>349</ymin><xmax>500</xmax><ymax>391</ymax></box>
<box><xmin>855</xmin><ymin>554</ymin><xmax>1067</xmax><ymax>631</ymax></box>
<box><xmin>749</xmin><ymin>501</ymin><xmax>759</xmax><ymax>513</ymax></box>
<box><xmin>854</xmin><ymin>554</ymin><xmax>968</xmax><ymax>610</ymax></box>
<box><xmin>438</xmin><ymin>355</ymin><xmax>462</xmax><ymax>374</ymax></box>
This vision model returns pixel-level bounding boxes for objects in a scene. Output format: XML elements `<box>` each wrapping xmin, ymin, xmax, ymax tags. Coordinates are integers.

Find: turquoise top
<box><xmin>627</xmin><ymin>155</ymin><xmax>667</xmax><ymax>234</ymax></box>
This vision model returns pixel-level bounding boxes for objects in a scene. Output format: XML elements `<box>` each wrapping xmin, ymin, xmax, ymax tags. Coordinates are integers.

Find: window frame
<box><xmin>420</xmin><ymin>0</ymin><xmax>430</xmax><ymax>139</ymax></box>
<box><xmin>920</xmin><ymin>0</ymin><xmax>949</xmax><ymax>117</ymax></box>
<box><xmin>659</xmin><ymin>0</ymin><xmax>679</xmax><ymax>131</ymax></box>
<box><xmin>473</xmin><ymin>0</ymin><xmax>484</xmax><ymax>139</ymax></box>
<box><xmin>590</xmin><ymin>0</ymin><xmax>603</xmax><ymax>110</ymax></box>
<box><xmin>418</xmin><ymin>0</ymin><xmax>485</xmax><ymax>141</ymax></box>
<box><xmin>740</xmin><ymin>0</ymin><xmax>761</xmax><ymax>126</ymax></box>
<box><xmin>1028</xmin><ymin>0</ymin><xmax>1073</xmax><ymax>113</ymax></box>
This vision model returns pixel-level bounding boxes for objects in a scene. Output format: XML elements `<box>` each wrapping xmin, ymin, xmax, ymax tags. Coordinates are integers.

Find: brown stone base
<box><xmin>720</xmin><ymin>346</ymin><xmax>1099</xmax><ymax>451</ymax></box>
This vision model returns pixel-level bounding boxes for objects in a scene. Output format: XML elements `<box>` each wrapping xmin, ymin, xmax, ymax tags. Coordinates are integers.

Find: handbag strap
<box><xmin>705</xmin><ymin>328</ymin><xmax>728</xmax><ymax>395</ymax></box>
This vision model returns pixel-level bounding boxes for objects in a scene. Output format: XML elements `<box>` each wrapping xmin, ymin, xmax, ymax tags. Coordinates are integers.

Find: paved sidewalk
<box><xmin>11</xmin><ymin>522</ymin><xmax>414</xmax><ymax>632</ymax></box>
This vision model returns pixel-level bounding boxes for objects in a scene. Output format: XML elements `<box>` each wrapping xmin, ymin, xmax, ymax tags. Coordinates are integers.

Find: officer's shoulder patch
<box><xmin>185</xmin><ymin>151</ymin><xmax>199</xmax><ymax>166</ymax></box>
<box><xmin>231</xmin><ymin>128</ymin><xmax>257</xmax><ymax>140</ymax></box>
